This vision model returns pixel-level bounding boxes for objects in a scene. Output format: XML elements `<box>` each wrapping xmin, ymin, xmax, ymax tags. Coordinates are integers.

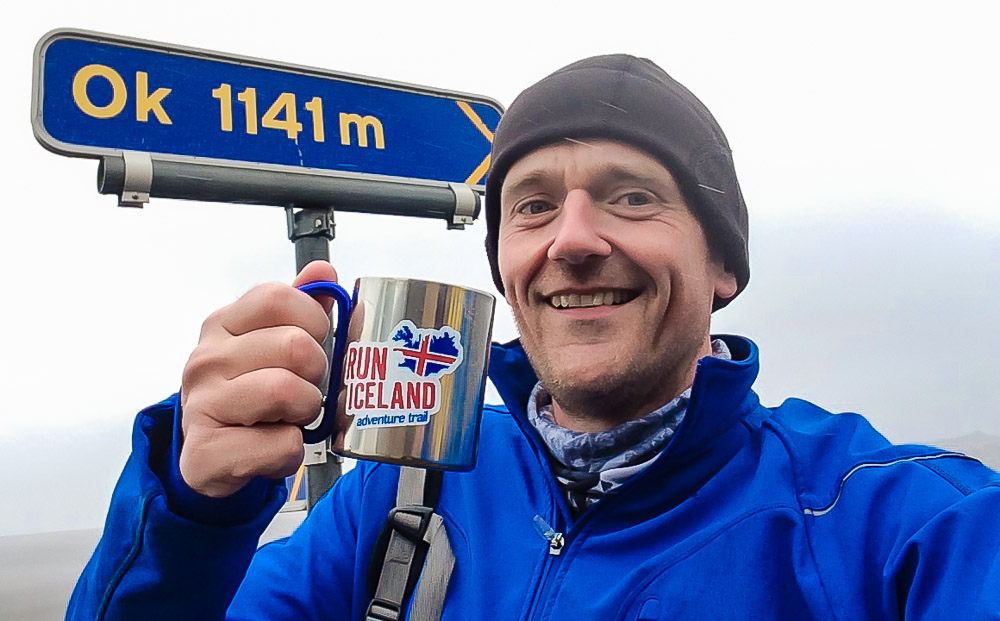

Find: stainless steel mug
<box><xmin>299</xmin><ymin>278</ymin><xmax>495</xmax><ymax>471</ymax></box>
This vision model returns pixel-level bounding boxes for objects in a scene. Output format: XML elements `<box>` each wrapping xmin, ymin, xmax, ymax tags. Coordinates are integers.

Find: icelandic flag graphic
<box><xmin>392</xmin><ymin>322</ymin><xmax>462</xmax><ymax>377</ymax></box>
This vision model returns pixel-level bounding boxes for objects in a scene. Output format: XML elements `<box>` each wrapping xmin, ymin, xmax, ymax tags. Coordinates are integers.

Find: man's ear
<box><xmin>714</xmin><ymin>266</ymin><xmax>738</xmax><ymax>302</ymax></box>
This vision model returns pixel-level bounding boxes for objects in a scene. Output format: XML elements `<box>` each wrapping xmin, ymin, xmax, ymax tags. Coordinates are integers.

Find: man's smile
<box><xmin>546</xmin><ymin>288</ymin><xmax>640</xmax><ymax>309</ymax></box>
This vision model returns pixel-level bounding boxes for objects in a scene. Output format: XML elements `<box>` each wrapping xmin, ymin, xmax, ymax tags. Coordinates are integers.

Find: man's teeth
<box><xmin>550</xmin><ymin>291</ymin><xmax>628</xmax><ymax>308</ymax></box>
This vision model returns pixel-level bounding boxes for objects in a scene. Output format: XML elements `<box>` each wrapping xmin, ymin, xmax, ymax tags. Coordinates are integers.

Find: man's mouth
<box><xmin>548</xmin><ymin>290</ymin><xmax>639</xmax><ymax>309</ymax></box>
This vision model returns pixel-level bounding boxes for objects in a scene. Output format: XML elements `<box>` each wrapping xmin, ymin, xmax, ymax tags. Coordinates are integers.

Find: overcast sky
<box><xmin>1</xmin><ymin>0</ymin><xmax>997</xmax><ymax>536</ymax></box>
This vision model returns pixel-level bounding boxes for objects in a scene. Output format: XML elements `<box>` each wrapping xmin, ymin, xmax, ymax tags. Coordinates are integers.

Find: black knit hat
<box><xmin>484</xmin><ymin>54</ymin><xmax>749</xmax><ymax>310</ymax></box>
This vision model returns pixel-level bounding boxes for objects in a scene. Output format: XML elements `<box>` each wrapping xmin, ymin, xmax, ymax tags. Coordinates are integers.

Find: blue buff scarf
<box><xmin>527</xmin><ymin>340</ymin><xmax>731</xmax><ymax>515</ymax></box>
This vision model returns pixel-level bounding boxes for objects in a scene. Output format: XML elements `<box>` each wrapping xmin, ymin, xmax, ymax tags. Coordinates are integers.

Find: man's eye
<box><xmin>618</xmin><ymin>192</ymin><xmax>654</xmax><ymax>206</ymax></box>
<box><xmin>519</xmin><ymin>201</ymin><xmax>554</xmax><ymax>215</ymax></box>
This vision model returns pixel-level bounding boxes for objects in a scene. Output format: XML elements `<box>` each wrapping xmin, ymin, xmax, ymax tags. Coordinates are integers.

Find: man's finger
<box><xmin>185</xmin><ymin>367</ymin><xmax>324</xmax><ymax>428</ymax></box>
<box><xmin>292</xmin><ymin>261</ymin><xmax>341</xmax><ymax>316</ymax></box>
<box><xmin>179</xmin><ymin>424</ymin><xmax>305</xmax><ymax>498</ymax></box>
<box><xmin>292</xmin><ymin>260</ymin><xmax>338</xmax><ymax>288</ymax></box>
<box><xmin>214</xmin><ymin>282</ymin><xmax>331</xmax><ymax>342</ymax></box>
<box><xmin>221</xmin><ymin>325</ymin><xmax>329</xmax><ymax>386</ymax></box>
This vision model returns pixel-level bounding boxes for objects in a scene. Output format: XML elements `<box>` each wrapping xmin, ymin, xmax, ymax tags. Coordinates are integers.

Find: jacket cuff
<box><xmin>146</xmin><ymin>393</ymin><xmax>281</xmax><ymax>526</ymax></box>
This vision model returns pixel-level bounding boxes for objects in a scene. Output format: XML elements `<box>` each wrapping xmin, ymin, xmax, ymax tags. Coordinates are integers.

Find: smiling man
<box><xmin>497</xmin><ymin>140</ymin><xmax>736</xmax><ymax>431</ymax></box>
<box><xmin>70</xmin><ymin>55</ymin><xmax>1000</xmax><ymax>620</ymax></box>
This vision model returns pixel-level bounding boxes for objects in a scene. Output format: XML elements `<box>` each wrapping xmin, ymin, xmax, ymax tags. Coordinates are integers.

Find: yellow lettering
<box><xmin>261</xmin><ymin>92</ymin><xmax>302</xmax><ymax>139</ymax></box>
<box><xmin>135</xmin><ymin>72</ymin><xmax>172</xmax><ymax>124</ymax></box>
<box><xmin>304</xmin><ymin>97</ymin><xmax>325</xmax><ymax>142</ymax></box>
<box><xmin>72</xmin><ymin>64</ymin><xmax>127</xmax><ymax>119</ymax></box>
<box><xmin>211</xmin><ymin>83</ymin><xmax>233</xmax><ymax>132</ymax></box>
<box><xmin>237</xmin><ymin>87</ymin><xmax>258</xmax><ymax>135</ymax></box>
<box><xmin>339</xmin><ymin>113</ymin><xmax>385</xmax><ymax>149</ymax></box>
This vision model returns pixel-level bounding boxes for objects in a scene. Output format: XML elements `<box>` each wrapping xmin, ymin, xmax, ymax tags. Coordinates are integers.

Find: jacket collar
<box><xmin>487</xmin><ymin>334</ymin><xmax>762</xmax><ymax>468</ymax></box>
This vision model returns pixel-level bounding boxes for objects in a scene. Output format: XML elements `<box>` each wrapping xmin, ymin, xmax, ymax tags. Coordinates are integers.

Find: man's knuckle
<box><xmin>266</xmin><ymin>370</ymin><xmax>302</xmax><ymax>412</ymax></box>
<box><xmin>228</xmin><ymin>456</ymin><xmax>255</xmax><ymax>482</ymax></box>
<box><xmin>255</xmin><ymin>282</ymin><xmax>296</xmax><ymax>317</ymax></box>
<box><xmin>308</xmin><ymin>311</ymin><xmax>332</xmax><ymax>343</ymax></box>
<box><xmin>187</xmin><ymin>380</ymin><xmax>248</xmax><ymax>428</ymax></box>
<box><xmin>198</xmin><ymin>308</ymin><xmax>225</xmax><ymax>338</ymax></box>
<box><xmin>181</xmin><ymin>390</ymin><xmax>205</xmax><ymax>419</ymax></box>
<box><xmin>283</xmin><ymin>328</ymin><xmax>312</xmax><ymax>362</ymax></box>
<box><xmin>285</xmin><ymin>329</ymin><xmax>326</xmax><ymax>381</ymax></box>
<box><xmin>277</xmin><ymin>425</ymin><xmax>305</xmax><ymax>457</ymax></box>
<box><xmin>182</xmin><ymin>347</ymin><xmax>221</xmax><ymax>386</ymax></box>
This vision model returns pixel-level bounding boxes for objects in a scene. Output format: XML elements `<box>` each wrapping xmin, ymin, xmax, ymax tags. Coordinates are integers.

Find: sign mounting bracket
<box><xmin>119</xmin><ymin>150</ymin><xmax>152</xmax><ymax>208</ymax></box>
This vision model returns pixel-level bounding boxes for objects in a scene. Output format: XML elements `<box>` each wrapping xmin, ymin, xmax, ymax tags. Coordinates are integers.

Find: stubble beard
<box><xmin>519</xmin><ymin>331</ymin><xmax>704</xmax><ymax>430</ymax></box>
<box><xmin>509</xmin><ymin>279</ymin><xmax>714</xmax><ymax>430</ymax></box>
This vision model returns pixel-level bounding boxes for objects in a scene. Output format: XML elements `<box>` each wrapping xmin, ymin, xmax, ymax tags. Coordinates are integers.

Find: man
<box><xmin>70</xmin><ymin>55</ymin><xmax>1000</xmax><ymax>619</ymax></box>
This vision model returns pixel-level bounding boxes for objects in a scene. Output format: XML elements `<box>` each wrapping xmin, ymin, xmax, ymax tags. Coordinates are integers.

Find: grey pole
<box><xmin>285</xmin><ymin>206</ymin><xmax>342</xmax><ymax>511</ymax></box>
<box><xmin>98</xmin><ymin>156</ymin><xmax>479</xmax><ymax>229</ymax></box>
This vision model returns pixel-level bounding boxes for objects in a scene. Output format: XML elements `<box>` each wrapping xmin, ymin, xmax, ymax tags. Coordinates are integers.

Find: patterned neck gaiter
<box><xmin>527</xmin><ymin>340</ymin><xmax>731</xmax><ymax>516</ymax></box>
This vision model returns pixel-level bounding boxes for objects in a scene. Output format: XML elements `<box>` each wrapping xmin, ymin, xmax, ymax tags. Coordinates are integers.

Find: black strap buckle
<box><xmin>388</xmin><ymin>505</ymin><xmax>434</xmax><ymax>542</ymax></box>
<box><xmin>366</xmin><ymin>598</ymin><xmax>402</xmax><ymax>621</ymax></box>
<box><xmin>365</xmin><ymin>505</ymin><xmax>436</xmax><ymax>620</ymax></box>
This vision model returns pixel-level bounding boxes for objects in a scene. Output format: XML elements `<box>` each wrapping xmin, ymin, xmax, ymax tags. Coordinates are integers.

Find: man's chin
<box><xmin>543</xmin><ymin>360</ymin><xmax>621</xmax><ymax>390</ymax></box>
<box><xmin>535</xmin><ymin>354</ymin><xmax>682</xmax><ymax>426</ymax></box>
<box><xmin>520</xmin><ymin>342</ymin><xmax>650</xmax><ymax>414</ymax></box>
<box><xmin>542</xmin><ymin>368</ymin><xmax>633</xmax><ymax>415</ymax></box>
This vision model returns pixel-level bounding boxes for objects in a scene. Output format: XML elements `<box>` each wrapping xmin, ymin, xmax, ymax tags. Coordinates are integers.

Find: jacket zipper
<box><xmin>506</xmin><ymin>383</ymin><xmax>698</xmax><ymax>620</ymax></box>
<box><xmin>522</xmin><ymin>514</ymin><xmax>565</xmax><ymax>620</ymax></box>
<box><xmin>532</xmin><ymin>515</ymin><xmax>565</xmax><ymax>555</ymax></box>
<box><xmin>501</xmin><ymin>395</ymin><xmax>574</xmax><ymax>620</ymax></box>
<box><xmin>519</xmin><ymin>436</ymin><xmax>695</xmax><ymax>620</ymax></box>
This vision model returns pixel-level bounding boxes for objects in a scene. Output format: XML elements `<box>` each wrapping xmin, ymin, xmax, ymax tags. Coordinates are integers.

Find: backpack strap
<box><xmin>366</xmin><ymin>466</ymin><xmax>454</xmax><ymax>621</ymax></box>
<box><xmin>408</xmin><ymin>512</ymin><xmax>455</xmax><ymax>620</ymax></box>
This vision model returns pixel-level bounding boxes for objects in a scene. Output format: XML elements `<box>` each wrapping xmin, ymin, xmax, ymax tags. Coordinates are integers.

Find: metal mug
<box><xmin>298</xmin><ymin>278</ymin><xmax>495</xmax><ymax>471</ymax></box>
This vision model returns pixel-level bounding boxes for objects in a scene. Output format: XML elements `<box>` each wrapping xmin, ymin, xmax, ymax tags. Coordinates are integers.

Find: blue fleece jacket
<box><xmin>68</xmin><ymin>336</ymin><xmax>1000</xmax><ymax>620</ymax></box>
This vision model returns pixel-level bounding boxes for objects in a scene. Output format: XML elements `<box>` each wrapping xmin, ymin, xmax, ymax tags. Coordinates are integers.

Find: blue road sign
<box><xmin>32</xmin><ymin>30</ymin><xmax>503</xmax><ymax>189</ymax></box>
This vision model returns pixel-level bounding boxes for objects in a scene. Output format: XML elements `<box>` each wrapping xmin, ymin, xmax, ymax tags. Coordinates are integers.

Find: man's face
<box><xmin>497</xmin><ymin>139</ymin><xmax>737</xmax><ymax>425</ymax></box>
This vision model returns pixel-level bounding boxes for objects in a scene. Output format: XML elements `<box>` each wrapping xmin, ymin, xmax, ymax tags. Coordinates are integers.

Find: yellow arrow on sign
<box><xmin>456</xmin><ymin>100</ymin><xmax>494</xmax><ymax>185</ymax></box>
<box><xmin>289</xmin><ymin>464</ymin><xmax>305</xmax><ymax>501</ymax></box>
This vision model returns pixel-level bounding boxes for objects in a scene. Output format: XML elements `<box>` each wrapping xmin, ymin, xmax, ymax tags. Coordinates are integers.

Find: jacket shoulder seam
<box><xmin>918</xmin><ymin>456</ymin><xmax>994</xmax><ymax>496</ymax></box>
<box><xmin>801</xmin><ymin>453</ymin><xmax>971</xmax><ymax>517</ymax></box>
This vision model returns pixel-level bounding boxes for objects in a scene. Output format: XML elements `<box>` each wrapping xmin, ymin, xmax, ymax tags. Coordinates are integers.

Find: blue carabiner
<box><xmin>297</xmin><ymin>280</ymin><xmax>352</xmax><ymax>444</ymax></box>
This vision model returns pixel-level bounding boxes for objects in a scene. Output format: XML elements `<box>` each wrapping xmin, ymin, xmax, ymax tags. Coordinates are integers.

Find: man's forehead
<box><xmin>501</xmin><ymin>139</ymin><xmax>680</xmax><ymax>196</ymax></box>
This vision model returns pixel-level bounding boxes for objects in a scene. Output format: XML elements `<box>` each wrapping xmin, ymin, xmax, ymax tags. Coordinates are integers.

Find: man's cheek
<box><xmin>497</xmin><ymin>257</ymin><xmax>515</xmax><ymax>299</ymax></box>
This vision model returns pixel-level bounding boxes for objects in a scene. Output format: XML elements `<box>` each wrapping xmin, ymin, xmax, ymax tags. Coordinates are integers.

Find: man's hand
<box><xmin>178</xmin><ymin>261</ymin><xmax>338</xmax><ymax>498</ymax></box>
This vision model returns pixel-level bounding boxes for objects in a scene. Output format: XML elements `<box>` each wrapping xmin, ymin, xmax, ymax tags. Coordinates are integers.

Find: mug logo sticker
<box><xmin>392</xmin><ymin>323</ymin><xmax>461</xmax><ymax>377</ymax></box>
<box><xmin>344</xmin><ymin>320</ymin><xmax>464</xmax><ymax>428</ymax></box>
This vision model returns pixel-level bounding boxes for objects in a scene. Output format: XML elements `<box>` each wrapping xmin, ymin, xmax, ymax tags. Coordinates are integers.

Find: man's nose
<box><xmin>547</xmin><ymin>189</ymin><xmax>612</xmax><ymax>264</ymax></box>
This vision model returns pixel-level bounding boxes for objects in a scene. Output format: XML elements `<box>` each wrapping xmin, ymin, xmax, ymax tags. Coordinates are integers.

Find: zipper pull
<box><xmin>532</xmin><ymin>515</ymin><xmax>565</xmax><ymax>556</ymax></box>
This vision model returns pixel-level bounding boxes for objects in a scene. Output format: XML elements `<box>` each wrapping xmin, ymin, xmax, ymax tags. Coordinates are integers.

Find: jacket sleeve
<box><xmin>66</xmin><ymin>395</ymin><xmax>286</xmax><ymax>620</ymax></box>
<box><xmin>805</xmin><ymin>453</ymin><xmax>1000</xmax><ymax>619</ymax></box>
<box><xmin>884</xmin><ymin>478</ymin><xmax>1000</xmax><ymax>619</ymax></box>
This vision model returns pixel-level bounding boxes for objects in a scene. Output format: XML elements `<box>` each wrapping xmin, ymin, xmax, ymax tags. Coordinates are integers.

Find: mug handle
<box><xmin>297</xmin><ymin>280</ymin><xmax>352</xmax><ymax>444</ymax></box>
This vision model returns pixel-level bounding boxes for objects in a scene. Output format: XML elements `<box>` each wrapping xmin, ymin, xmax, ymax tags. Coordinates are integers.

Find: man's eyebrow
<box><xmin>503</xmin><ymin>170</ymin><xmax>560</xmax><ymax>198</ymax></box>
<box><xmin>589</xmin><ymin>164</ymin><xmax>673</xmax><ymax>189</ymax></box>
<box><xmin>503</xmin><ymin>163</ymin><xmax>676</xmax><ymax>199</ymax></box>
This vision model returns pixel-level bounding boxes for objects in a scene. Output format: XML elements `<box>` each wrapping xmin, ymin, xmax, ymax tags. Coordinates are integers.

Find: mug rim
<box><xmin>352</xmin><ymin>276</ymin><xmax>496</xmax><ymax>301</ymax></box>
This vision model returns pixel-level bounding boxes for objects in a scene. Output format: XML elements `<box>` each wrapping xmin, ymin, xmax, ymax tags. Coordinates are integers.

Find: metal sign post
<box><xmin>286</xmin><ymin>206</ymin><xmax>341</xmax><ymax>510</ymax></box>
<box><xmin>32</xmin><ymin>28</ymin><xmax>503</xmax><ymax>508</ymax></box>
